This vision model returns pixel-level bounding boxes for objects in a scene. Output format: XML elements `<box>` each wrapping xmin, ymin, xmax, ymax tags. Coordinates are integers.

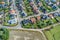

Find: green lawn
<box><xmin>44</xmin><ymin>31</ymin><xmax>54</xmax><ymax>40</ymax></box>
<box><xmin>23</xmin><ymin>0</ymin><xmax>34</xmax><ymax>16</ymax></box>
<box><xmin>55</xmin><ymin>16</ymin><xmax>60</xmax><ymax>22</ymax></box>
<box><xmin>51</xmin><ymin>18</ymin><xmax>57</xmax><ymax>23</ymax></box>
<box><xmin>43</xmin><ymin>24</ymin><xmax>60</xmax><ymax>40</ymax></box>
<box><xmin>0</xmin><ymin>28</ymin><xmax>9</xmax><ymax>40</ymax></box>
<box><xmin>22</xmin><ymin>23</ymin><xmax>32</xmax><ymax>28</ymax></box>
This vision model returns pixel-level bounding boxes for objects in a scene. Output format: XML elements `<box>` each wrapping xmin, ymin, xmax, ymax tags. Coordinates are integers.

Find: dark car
<box><xmin>53</xmin><ymin>12</ymin><xmax>59</xmax><ymax>17</ymax></box>
<box><xmin>41</xmin><ymin>15</ymin><xmax>48</xmax><ymax>20</ymax></box>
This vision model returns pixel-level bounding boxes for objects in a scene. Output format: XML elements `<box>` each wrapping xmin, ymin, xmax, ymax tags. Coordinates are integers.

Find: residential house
<box><xmin>53</xmin><ymin>12</ymin><xmax>59</xmax><ymax>17</ymax></box>
<box><xmin>8</xmin><ymin>18</ymin><xmax>17</xmax><ymax>24</ymax></box>
<box><xmin>58</xmin><ymin>13</ymin><xmax>60</xmax><ymax>16</ymax></box>
<box><xmin>0</xmin><ymin>2</ymin><xmax>5</xmax><ymax>4</ymax></box>
<box><xmin>29</xmin><ymin>0</ymin><xmax>34</xmax><ymax>6</ymax></box>
<box><xmin>48</xmin><ymin>2</ymin><xmax>53</xmax><ymax>6</ymax></box>
<box><xmin>9</xmin><ymin>10</ymin><xmax>17</xmax><ymax>15</ymax></box>
<box><xmin>38</xmin><ymin>2</ymin><xmax>42</xmax><ymax>7</ymax></box>
<box><xmin>0</xmin><ymin>2</ymin><xmax>5</xmax><ymax>8</ymax></box>
<box><xmin>20</xmin><ymin>11</ymin><xmax>27</xmax><ymax>17</ymax></box>
<box><xmin>52</xmin><ymin>4</ymin><xmax>57</xmax><ymax>10</ymax></box>
<box><xmin>9</xmin><ymin>14</ymin><xmax>15</xmax><ymax>19</ymax></box>
<box><xmin>42</xmin><ymin>8</ymin><xmax>46</xmax><ymax>13</ymax></box>
<box><xmin>48</xmin><ymin>14</ymin><xmax>54</xmax><ymax>19</ymax></box>
<box><xmin>30</xmin><ymin>17</ymin><xmax>36</xmax><ymax>23</ymax></box>
<box><xmin>19</xmin><ymin>4</ymin><xmax>25</xmax><ymax>12</ymax></box>
<box><xmin>36</xmin><ymin>16</ymin><xmax>41</xmax><ymax>20</ymax></box>
<box><xmin>36</xmin><ymin>0</ymin><xmax>42</xmax><ymax>7</ymax></box>
<box><xmin>22</xmin><ymin>19</ymin><xmax>30</xmax><ymax>25</ymax></box>
<box><xmin>32</xmin><ymin>5</ymin><xmax>40</xmax><ymax>14</ymax></box>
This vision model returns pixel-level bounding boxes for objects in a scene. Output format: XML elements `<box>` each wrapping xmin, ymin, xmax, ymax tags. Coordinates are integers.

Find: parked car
<box><xmin>41</xmin><ymin>15</ymin><xmax>48</xmax><ymax>20</ymax></box>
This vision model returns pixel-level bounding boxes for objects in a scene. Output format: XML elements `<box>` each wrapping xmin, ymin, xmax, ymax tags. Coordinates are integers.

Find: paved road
<box><xmin>0</xmin><ymin>1</ymin><xmax>60</xmax><ymax>40</ymax></box>
<box><xmin>1</xmin><ymin>0</ymin><xmax>60</xmax><ymax>29</ymax></box>
<box><xmin>21</xmin><ymin>9</ymin><xmax>60</xmax><ymax>20</ymax></box>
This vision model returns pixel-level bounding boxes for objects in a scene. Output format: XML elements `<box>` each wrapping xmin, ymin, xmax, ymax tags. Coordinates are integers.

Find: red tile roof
<box><xmin>33</xmin><ymin>5</ymin><xmax>39</xmax><ymax>13</ymax></box>
<box><xmin>33</xmin><ymin>6</ymin><xmax>38</xmax><ymax>11</ymax></box>
<box><xmin>37</xmin><ymin>16</ymin><xmax>41</xmax><ymax>20</ymax></box>
<box><xmin>48</xmin><ymin>14</ymin><xmax>53</xmax><ymax>18</ymax></box>
<box><xmin>49</xmin><ymin>14</ymin><xmax>53</xmax><ymax>17</ymax></box>
<box><xmin>0</xmin><ymin>2</ymin><xmax>5</xmax><ymax>4</ymax></box>
<box><xmin>30</xmin><ymin>17</ymin><xmax>36</xmax><ymax>23</ymax></box>
<box><xmin>30</xmin><ymin>2</ymin><xmax>34</xmax><ymax>5</ymax></box>
<box><xmin>38</xmin><ymin>2</ymin><xmax>42</xmax><ymax>6</ymax></box>
<box><xmin>10</xmin><ymin>10</ymin><xmax>15</xmax><ymax>14</ymax></box>
<box><xmin>35</xmin><ymin>9</ymin><xmax>40</xmax><ymax>13</ymax></box>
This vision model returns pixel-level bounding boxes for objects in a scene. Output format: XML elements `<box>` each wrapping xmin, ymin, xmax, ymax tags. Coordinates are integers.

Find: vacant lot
<box><xmin>9</xmin><ymin>29</ymin><xmax>45</xmax><ymax>40</ymax></box>
<box><xmin>43</xmin><ymin>24</ymin><xmax>60</xmax><ymax>40</ymax></box>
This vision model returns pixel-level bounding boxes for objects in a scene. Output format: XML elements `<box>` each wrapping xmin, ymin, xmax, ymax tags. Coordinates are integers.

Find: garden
<box><xmin>23</xmin><ymin>0</ymin><xmax>34</xmax><ymax>16</ymax></box>
<box><xmin>3</xmin><ymin>7</ymin><xmax>18</xmax><ymax>26</ymax></box>
<box><xmin>3</xmin><ymin>7</ymin><xmax>10</xmax><ymax>26</ymax></box>
<box><xmin>2</xmin><ymin>1</ymin><xmax>18</xmax><ymax>26</ymax></box>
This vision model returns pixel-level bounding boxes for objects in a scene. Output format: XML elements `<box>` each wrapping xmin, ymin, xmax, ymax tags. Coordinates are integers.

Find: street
<box><xmin>0</xmin><ymin>0</ymin><xmax>60</xmax><ymax>29</ymax></box>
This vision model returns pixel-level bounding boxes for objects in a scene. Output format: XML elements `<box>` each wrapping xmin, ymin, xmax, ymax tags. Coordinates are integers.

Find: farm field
<box><xmin>43</xmin><ymin>24</ymin><xmax>60</xmax><ymax>40</ymax></box>
<box><xmin>9</xmin><ymin>29</ymin><xmax>46</xmax><ymax>40</ymax></box>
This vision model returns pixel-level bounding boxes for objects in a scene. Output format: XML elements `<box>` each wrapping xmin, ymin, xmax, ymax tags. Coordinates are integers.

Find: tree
<box><xmin>37</xmin><ymin>20</ymin><xmax>41</xmax><ymax>28</ymax></box>
<box><xmin>0</xmin><ymin>28</ymin><xmax>9</xmax><ymax>40</ymax></box>
<box><xmin>32</xmin><ymin>23</ymin><xmax>37</xmax><ymax>29</ymax></box>
<box><xmin>23</xmin><ymin>23</ymin><xmax>31</xmax><ymax>28</ymax></box>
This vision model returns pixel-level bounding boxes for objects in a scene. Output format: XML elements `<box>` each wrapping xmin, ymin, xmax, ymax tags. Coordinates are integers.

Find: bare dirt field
<box><xmin>9</xmin><ymin>29</ymin><xmax>46</xmax><ymax>40</ymax></box>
